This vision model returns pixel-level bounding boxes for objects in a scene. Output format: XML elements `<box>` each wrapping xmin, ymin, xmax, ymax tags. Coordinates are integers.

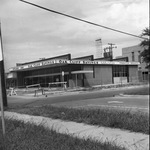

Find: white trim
<box><xmin>24</xmin><ymin>72</ymin><xmax>69</xmax><ymax>78</ymax></box>
<box><xmin>9</xmin><ymin>59</ymin><xmax>140</xmax><ymax>72</ymax></box>
<box><xmin>71</xmin><ymin>70</ymin><xmax>93</xmax><ymax>74</ymax></box>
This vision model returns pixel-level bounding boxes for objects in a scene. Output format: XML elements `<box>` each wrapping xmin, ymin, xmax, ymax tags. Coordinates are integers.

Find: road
<box><xmin>4</xmin><ymin>85</ymin><xmax>149</xmax><ymax>112</ymax></box>
<box><xmin>51</xmin><ymin>95</ymin><xmax>149</xmax><ymax>112</ymax></box>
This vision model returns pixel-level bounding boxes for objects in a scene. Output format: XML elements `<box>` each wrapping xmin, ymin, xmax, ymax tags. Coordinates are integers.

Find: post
<box><xmin>0</xmin><ymin>72</ymin><xmax>5</xmax><ymax>135</ymax></box>
<box><xmin>120</xmin><ymin>74</ymin><xmax>122</xmax><ymax>86</ymax></box>
<box><xmin>0</xmin><ymin>22</ymin><xmax>6</xmax><ymax>138</ymax></box>
<box><xmin>0</xmin><ymin>23</ymin><xmax>7</xmax><ymax>107</ymax></box>
<box><xmin>76</xmin><ymin>74</ymin><xmax>77</xmax><ymax>88</ymax></box>
<box><xmin>62</xmin><ymin>71</ymin><xmax>64</xmax><ymax>89</ymax></box>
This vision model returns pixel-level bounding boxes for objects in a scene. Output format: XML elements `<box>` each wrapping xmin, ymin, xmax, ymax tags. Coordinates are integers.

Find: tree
<box><xmin>140</xmin><ymin>28</ymin><xmax>150</xmax><ymax>66</ymax></box>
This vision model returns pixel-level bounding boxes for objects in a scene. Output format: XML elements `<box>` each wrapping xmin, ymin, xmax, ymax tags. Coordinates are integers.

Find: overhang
<box><xmin>24</xmin><ymin>72</ymin><xmax>69</xmax><ymax>78</ymax></box>
<box><xmin>71</xmin><ymin>70</ymin><xmax>93</xmax><ymax>74</ymax></box>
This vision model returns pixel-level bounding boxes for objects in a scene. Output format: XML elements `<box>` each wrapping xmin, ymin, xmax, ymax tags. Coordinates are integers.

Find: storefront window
<box><xmin>113</xmin><ymin>65</ymin><xmax>128</xmax><ymax>77</ymax></box>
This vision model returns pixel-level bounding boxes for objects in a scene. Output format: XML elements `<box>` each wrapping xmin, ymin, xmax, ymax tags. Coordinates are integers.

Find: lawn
<box><xmin>89</xmin><ymin>83</ymin><xmax>149</xmax><ymax>95</ymax></box>
<box><xmin>0</xmin><ymin>118</ymin><xmax>126</xmax><ymax>150</ymax></box>
<box><xmin>10</xmin><ymin>105</ymin><xmax>149</xmax><ymax>134</ymax></box>
<box><xmin>123</xmin><ymin>85</ymin><xmax>149</xmax><ymax>95</ymax></box>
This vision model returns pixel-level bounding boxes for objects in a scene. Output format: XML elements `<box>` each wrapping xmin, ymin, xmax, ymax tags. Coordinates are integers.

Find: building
<box><xmin>6</xmin><ymin>54</ymin><xmax>139</xmax><ymax>88</ymax></box>
<box><xmin>122</xmin><ymin>45</ymin><xmax>149</xmax><ymax>81</ymax></box>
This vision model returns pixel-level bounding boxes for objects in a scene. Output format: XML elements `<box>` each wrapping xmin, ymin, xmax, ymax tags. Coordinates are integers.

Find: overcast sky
<box><xmin>0</xmin><ymin>0</ymin><xmax>149</xmax><ymax>71</ymax></box>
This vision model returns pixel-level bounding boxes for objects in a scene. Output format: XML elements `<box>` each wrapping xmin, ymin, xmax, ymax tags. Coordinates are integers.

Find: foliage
<box><xmin>140</xmin><ymin>28</ymin><xmax>150</xmax><ymax>65</ymax></box>
<box><xmin>11</xmin><ymin>105</ymin><xmax>149</xmax><ymax>134</ymax></box>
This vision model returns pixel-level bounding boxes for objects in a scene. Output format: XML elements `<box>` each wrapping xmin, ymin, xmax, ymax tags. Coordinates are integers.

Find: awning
<box><xmin>71</xmin><ymin>70</ymin><xmax>93</xmax><ymax>74</ymax></box>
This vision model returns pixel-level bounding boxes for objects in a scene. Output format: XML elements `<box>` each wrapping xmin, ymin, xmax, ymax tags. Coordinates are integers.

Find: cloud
<box><xmin>0</xmin><ymin>0</ymin><xmax>149</xmax><ymax>71</ymax></box>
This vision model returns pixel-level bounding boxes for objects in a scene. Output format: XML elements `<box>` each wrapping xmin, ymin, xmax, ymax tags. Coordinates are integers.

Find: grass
<box><xmin>0</xmin><ymin>118</ymin><xmax>126</xmax><ymax>150</ymax></box>
<box><xmin>88</xmin><ymin>82</ymin><xmax>149</xmax><ymax>93</ymax></box>
<box><xmin>10</xmin><ymin>105</ymin><xmax>149</xmax><ymax>134</ymax></box>
<box><xmin>123</xmin><ymin>86</ymin><xmax>149</xmax><ymax>95</ymax></box>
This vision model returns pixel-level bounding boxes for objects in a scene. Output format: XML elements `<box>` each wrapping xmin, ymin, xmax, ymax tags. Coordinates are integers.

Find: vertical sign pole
<box><xmin>0</xmin><ymin>69</ymin><xmax>5</xmax><ymax>136</ymax></box>
<box><xmin>76</xmin><ymin>74</ymin><xmax>77</xmax><ymax>88</ymax></box>
<box><xmin>0</xmin><ymin>22</ymin><xmax>6</xmax><ymax>136</ymax></box>
<box><xmin>0</xmin><ymin>23</ymin><xmax>7</xmax><ymax>107</ymax></box>
<box><xmin>62</xmin><ymin>71</ymin><xmax>64</xmax><ymax>90</ymax></box>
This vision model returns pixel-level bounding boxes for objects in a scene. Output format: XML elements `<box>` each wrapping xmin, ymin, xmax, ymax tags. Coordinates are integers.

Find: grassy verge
<box><xmin>88</xmin><ymin>82</ymin><xmax>149</xmax><ymax>93</ymax></box>
<box><xmin>0</xmin><ymin>118</ymin><xmax>126</xmax><ymax>150</ymax></box>
<box><xmin>123</xmin><ymin>86</ymin><xmax>149</xmax><ymax>95</ymax></box>
<box><xmin>10</xmin><ymin>105</ymin><xmax>149</xmax><ymax>134</ymax></box>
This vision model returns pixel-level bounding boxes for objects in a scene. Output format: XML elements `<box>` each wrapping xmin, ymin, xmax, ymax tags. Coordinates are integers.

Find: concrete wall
<box><xmin>114</xmin><ymin>77</ymin><xmax>127</xmax><ymax>84</ymax></box>
<box><xmin>83</xmin><ymin>65</ymin><xmax>95</xmax><ymax>87</ymax></box>
<box><xmin>84</xmin><ymin>65</ymin><xmax>112</xmax><ymax>86</ymax></box>
<box><xmin>128</xmin><ymin>65</ymin><xmax>138</xmax><ymax>82</ymax></box>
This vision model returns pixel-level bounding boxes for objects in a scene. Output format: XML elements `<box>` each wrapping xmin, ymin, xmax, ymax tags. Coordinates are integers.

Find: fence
<box><xmin>26</xmin><ymin>84</ymin><xmax>41</xmax><ymax>91</ymax></box>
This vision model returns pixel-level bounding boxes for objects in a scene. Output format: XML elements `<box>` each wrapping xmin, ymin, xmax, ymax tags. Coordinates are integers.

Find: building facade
<box><xmin>122</xmin><ymin>45</ymin><xmax>149</xmax><ymax>81</ymax></box>
<box><xmin>6</xmin><ymin>54</ymin><xmax>139</xmax><ymax>88</ymax></box>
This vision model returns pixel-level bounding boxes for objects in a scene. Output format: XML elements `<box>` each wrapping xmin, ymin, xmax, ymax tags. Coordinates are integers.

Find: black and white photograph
<box><xmin>0</xmin><ymin>0</ymin><xmax>149</xmax><ymax>150</ymax></box>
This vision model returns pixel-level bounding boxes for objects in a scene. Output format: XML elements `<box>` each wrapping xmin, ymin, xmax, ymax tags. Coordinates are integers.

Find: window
<box><xmin>138</xmin><ymin>51</ymin><xmax>141</xmax><ymax>63</ymax></box>
<box><xmin>132</xmin><ymin>52</ymin><xmax>134</xmax><ymax>61</ymax></box>
<box><xmin>113</xmin><ymin>65</ymin><xmax>128</xmax><ymax>77</ymax></box>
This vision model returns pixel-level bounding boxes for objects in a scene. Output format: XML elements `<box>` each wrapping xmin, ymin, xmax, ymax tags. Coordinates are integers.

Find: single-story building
<box><xmin>6</xmin><ymin>54</ymin><xmax>139</xmax><ymax>88</ymax></box>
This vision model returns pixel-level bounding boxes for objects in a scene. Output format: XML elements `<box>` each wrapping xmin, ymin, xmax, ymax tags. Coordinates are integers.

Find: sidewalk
<box><xmin>7</xmin><ymin>83</ymin><xmax>149</xmax><ymax>98</ymax></box>
<box><xmin>1</xmin><ymin>111</ymin><xmax>149</xmax><ymax>150</ymax></box>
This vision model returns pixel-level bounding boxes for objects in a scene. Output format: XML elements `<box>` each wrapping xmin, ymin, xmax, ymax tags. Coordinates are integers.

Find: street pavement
<box><xmin>51</xmin><ymin>95</ymin><xmax>149</xmax><ymax>113</ymax></box>
<box><xmin>4</xmin><ymin>85</ymin><xmax>149</xmax><ymax>113</ymax></box>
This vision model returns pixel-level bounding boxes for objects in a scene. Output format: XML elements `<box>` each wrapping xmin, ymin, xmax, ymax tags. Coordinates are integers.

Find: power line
<box><xmin>19</xmin><ymin>0</ymin><xmax>147</xmax><ymax>40</ymax></box>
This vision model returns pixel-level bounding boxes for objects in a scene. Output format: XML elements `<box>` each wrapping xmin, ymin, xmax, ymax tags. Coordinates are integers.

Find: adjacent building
<box><xmin>122</xmin><ymin>45</ymin><xmax>149</xmax><ymax>81</ymax></box>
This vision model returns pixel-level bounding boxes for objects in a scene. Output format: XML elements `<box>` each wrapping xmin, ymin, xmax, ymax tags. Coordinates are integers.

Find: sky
<box><xmin>0</xmin><ymin>0</ymin><xmax>149</xmax><ymax>71</ymax></box>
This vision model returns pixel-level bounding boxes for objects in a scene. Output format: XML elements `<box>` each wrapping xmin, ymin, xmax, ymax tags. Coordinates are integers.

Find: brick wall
<box><xmin>84</xmin><ymin>65</ymin><xmax>112</xmax><ymax>86</ymax></box>
<box><xmin>128</xmin><ymin>65</ymin><xmax>138</xmax><ymax>82</ymax></box>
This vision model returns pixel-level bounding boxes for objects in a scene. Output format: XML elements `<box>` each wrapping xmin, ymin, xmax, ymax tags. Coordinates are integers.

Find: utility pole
<box><xmin>104</xmin><ymin>43</ymin><xmax>117</xmax><ymax>60</ymax></box>
<box><xmin>108</xmin><ymin>43</ymin><xmax>117</xmax><ymax>60</ymax></box>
